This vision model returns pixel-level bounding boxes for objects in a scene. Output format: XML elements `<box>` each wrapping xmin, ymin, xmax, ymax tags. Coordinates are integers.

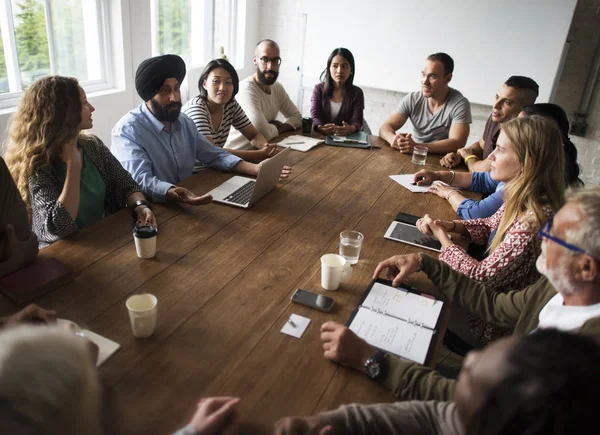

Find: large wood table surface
<box><xmin>1</xmin><ymin>136</ymin><xmax>474</xmax><ymax>434</ymax></box>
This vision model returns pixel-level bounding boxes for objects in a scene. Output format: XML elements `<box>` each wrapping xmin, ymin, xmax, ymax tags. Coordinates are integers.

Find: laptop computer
<box><xmin>208</xmin><ymin>147</ymin><xmax>290</xmax><ymax>208</ymax></box>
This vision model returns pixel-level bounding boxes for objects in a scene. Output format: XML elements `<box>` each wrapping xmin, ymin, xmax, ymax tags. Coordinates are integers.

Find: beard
<box><xmin>536</xmin><ymin>250</ymin><xmax>578</xmax><ymax>296</ymax></box>
<box><xmin>149</xmin><ymin>98</ymin><xmax>182</xmax><ymax>122</ymax></box>
<box><xmin>256</xmin><ymin>67</ymin><xmax>279</xmax><ymax>85</ymax></box>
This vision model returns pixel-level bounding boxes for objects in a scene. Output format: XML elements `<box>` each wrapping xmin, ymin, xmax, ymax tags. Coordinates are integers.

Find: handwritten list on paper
<box><xmin>360</xmin><ymin>282</ymin><xmax>443</xmax><ymax>329</ymax></box>
<box><xmin>349</xmin><ymin>308</ymin><xmax>434</xmax><ymax>364</ymax></box>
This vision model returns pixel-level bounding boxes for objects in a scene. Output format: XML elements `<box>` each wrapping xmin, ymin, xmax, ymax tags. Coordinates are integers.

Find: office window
<box><xmin>0</xmin><ymin>0</ymin><xmax>109</xmax><ymax>103</ymax></box>
<box><xmin>152</xmin><ymin>0</ymin><xmax>244</xmax><ymax>67</ymax></box>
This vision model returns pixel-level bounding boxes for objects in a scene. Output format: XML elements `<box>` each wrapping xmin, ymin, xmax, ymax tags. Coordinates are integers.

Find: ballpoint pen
<box><xmin>285</xmin><ymin>141</ymin><xmax>305</xmax><ymax>145</ymax></box>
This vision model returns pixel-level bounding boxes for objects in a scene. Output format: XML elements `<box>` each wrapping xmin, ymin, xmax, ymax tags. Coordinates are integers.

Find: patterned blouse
<box><xmin>439</xmin><ymin>203</ymin><xmax>554</xmax><ymax>345</ymax></box>
<box><xmin>28</xmin><ymin>134</ymin><xmax>141</xmax><ymax>248</ymax></box>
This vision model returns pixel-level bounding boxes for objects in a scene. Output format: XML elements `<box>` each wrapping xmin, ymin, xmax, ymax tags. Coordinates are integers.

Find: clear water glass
<box><xmin>339</xmin><ymin>230</ymin><xmax>364</xmax><ymax>264</ymax></box>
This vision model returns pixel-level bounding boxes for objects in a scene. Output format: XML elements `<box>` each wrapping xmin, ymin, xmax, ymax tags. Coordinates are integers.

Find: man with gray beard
<box><xmin>316</xmin><ymin>186</ymin><xmax>600</xmax><ymax>402</ymax></box>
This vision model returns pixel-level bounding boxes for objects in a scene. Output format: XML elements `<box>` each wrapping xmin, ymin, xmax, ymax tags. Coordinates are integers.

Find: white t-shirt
<box><xmin>329</xmin><ymin>100</ymin><xmax>342</xmax><ymax>120</ymax></box>
<box><xmin>397</xmin><ymin>88</ymin><xmax>472</xmax><ymax>143</ymax></box>
<box><xmin>225</xmin><ymin>77</ymin><xmax>302</xmax><ymax>150</ymax></box>
<box><xmin>537</xmin><ymin>293</ymin><xmax>600</xmax><ymax>331</ymax></box>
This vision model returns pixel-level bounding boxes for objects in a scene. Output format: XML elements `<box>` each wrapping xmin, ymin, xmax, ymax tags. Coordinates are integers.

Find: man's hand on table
<box><xmin>320</xmin><ymin>321</ymin><xmax>376</xmax><ymax>373</ymax></box>
<box><xmin>187</xmin><ymin>397</ymin><xmax>240</xmax><ymax>435</ymax></box>
<box><xmin>440</xmin><ymin>152</ymin><xmax>461</xmax><ymax>168</ymax></box>
<box><xmin>274</xmin><ymin>415</ymin><xmax>333</xmax><ymax>435</ymax></box>
<box><xmin>167</xmin><ymin>187</ymin><xmax>213</xmax><ymax>206</ymax></box>
<box><xmin>372</xmin><ymin>253</ymin><xmax>423</xmax><ymax>287</ymax></box>
<box><xmin>0</xmin><ymin>304</ymin><xmax>57</xmax><ymax>329</ymax></box>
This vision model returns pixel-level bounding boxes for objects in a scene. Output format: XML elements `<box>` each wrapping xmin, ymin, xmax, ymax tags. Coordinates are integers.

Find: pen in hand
<box><xmin>412</xmin><ymin>176</ymin><xmax>425</xmax><ymax>185</ymax></box>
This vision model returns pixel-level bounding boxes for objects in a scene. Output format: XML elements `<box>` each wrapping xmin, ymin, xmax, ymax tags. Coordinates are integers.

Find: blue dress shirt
<box><xmin>111</xmin><ymin>103</ymin><xmax>242</xmax><ymax>202</ymax></box>
<box><xmin>456</xmin><ymin>172</ymin><xmax>504</xmax><ymax>220</ymax></box>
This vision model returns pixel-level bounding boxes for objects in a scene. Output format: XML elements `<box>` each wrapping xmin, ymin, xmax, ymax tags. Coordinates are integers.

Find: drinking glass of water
<box><xmin>412</xmin><ymin>145</ymin><xmax>428</xmax><ymax>165</ymax></box>
<box><xmin>339</xmin><ymin>230</ymin><xmax>364</xmax><ymax>264</ymax></box>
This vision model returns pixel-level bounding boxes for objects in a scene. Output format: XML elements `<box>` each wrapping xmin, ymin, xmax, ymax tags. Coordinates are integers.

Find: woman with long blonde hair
<box><xmin>5</xmin><ymin>76</ymin><xmax>156</xmax><ymax>248</ymax></box>
<box><xmin>416</xmin><ymin>115</ymin><xmax>565</xmax><ymax>345</ymax></box>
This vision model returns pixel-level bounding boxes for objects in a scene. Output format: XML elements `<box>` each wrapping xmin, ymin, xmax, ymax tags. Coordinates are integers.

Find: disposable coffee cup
<box><xmin>302</xmin><ymin>117</ymin><xmax>313</xmax><ymax>135</ymax></box>
<box><xmin>133</xmin><ymin>225</ymin><xmax>157</xmax><ymax>259</ymax></box>
<box><xmin>125</xmin><ymin>293</ymin><xmax>158</xmax><ymax>338</ymax></box>
<box><xmin>321</xmin><ymin>253</ymin><xmax>348</xmax><ymax>291</ymax></box>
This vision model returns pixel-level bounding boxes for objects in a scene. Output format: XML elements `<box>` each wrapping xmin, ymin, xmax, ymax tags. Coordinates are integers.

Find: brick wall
<box><xmin>257</xmin><ymin>0</ymin><xmax>600</xmax><ymax>184</ymax></box>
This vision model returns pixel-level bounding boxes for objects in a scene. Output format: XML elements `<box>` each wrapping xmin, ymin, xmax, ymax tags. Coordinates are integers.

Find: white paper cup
<box><xmin>125</xmin><ymin>293</ymin><xmax>158</xmax><ymax>338</ymax></box>
<box><xmin>321</xmin><ymin>253</ymin><xmax>347</xmax><ymax>291</ymax></box>
<box><xmin>133</xmin><ymin>225</ymin><xmax>157</xmax><ymax>259</ymax></box>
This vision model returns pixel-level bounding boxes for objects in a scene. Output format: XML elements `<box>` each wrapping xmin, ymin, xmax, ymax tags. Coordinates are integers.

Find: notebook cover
<box><xmin>324</xmin><ymin>132</ymin><xmax>371</xmax><ymax>148</ymax></box>
<box><xmin>0</xmin><ymin>257</ymin><xmax>72</xmax><ymax>305</ymax></box>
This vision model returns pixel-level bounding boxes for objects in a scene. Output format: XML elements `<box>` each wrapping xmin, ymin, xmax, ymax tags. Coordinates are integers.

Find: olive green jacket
<box><xmin>382</xmin><ymin>255</ymin><xmax>600</xmax><ymax>402</ymax></box>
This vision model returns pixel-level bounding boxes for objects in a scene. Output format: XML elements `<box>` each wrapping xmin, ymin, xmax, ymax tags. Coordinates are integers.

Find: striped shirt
<box><xmin>182</xmin><ymin>97</ymin><xmax>252</xmax><ymax>148</ymax></box>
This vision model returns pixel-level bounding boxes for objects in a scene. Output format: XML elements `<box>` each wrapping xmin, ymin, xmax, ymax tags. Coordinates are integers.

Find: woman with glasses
<box><xmin>310</xmin><ymin>48</ymin><xmax>365</xmax><ymax>136</ymax></box>
<box><xmin>183</xmin><ymin>59</ymin><xmax>279</xmax><ymax>162</ymax></box>
<box><xmin>415</xmin><ymin>116</ymin><xmax>565</xmax><ymax>345</ymax></box>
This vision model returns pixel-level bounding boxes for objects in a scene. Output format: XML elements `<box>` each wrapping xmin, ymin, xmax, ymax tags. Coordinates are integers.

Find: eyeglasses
<box><xmin>538</xmin><ymin>216</ymin><xmax>587</xmax><ymax>255</ymax></box>
<box><xmin>258</xmin><ymin>56</ymin><xmax>281</xmax><ymax>66</ymax></box>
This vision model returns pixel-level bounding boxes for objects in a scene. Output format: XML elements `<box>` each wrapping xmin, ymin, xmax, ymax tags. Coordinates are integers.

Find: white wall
<box><xmin>0</xmin><ymin>0</ymin><xmax>260</xmax><ymax>153</ymax></box>
<box><xmin>258</xmin><ymin>0</ymin><xmax>600</xmax><ymax>185</ymax></box>
<box><xmin>302</xmin><ymin>0</ymin><xmax>576</xmax><ymax>105</ymax></box>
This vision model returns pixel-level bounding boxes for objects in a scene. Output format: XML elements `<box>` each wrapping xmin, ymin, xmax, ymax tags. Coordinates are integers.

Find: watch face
<box><xmin>366</xmin><ymin>360</ymin><xmax>381</xmax><ymax>379</ymax></box>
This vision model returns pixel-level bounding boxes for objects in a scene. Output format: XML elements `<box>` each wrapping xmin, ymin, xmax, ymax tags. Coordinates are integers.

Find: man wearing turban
<box><xmin>111</xmin><ymin>54</ymin><xmax>290</xmax><ymax>204</ymax></box>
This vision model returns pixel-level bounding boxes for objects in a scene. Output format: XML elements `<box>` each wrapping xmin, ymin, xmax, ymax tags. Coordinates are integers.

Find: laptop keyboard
<box><xmin>224</xmin><ymin>180</ymin><xmax>256</xmax><ymax>205</ymax></box>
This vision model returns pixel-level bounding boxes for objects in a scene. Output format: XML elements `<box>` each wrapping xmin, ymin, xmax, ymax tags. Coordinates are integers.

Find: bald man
<box><xmin>226</xmin><ymin>39</ymin><xmax>302</xmax><ymax>150</ymax></box>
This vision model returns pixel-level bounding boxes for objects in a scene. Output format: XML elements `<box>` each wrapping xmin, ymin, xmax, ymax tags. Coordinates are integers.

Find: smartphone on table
<box><xmin>291</xmin><ymin>289</ymin><xmax>335</xmax><ymax>312</ymax></box>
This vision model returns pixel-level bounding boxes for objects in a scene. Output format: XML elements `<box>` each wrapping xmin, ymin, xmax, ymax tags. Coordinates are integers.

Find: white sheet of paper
<box><xmin>349</xmin><ymin>308</ymin><xmax>434</xmax><ymax>364</ymax></box>
<box><xmin>280</xmin><ymin>314</ymin><xmax>311</xmax><ymax>338</ymax></box>
<box><xmin>83</xmin><ymin>329</ymin><xmax>121</xmax><ymax>367</ymax></box>
<box><xmin>279</xmin><ymin>135</ymin><xmax>323</xmax><ymax>152</ymax></box>
<box><xmin>390</xmin><ymin>175</ymin><xmax>461</xmax><ymax>193</ymax></box>
<box><xmin>389</xmin><ymin>174</ymin><xmax>430</xmax><ymax>192</ymax></box>
<box><xmin>57</xmin><ymin>319</ymin><xmax>120</xmax><ymax>367</ymax></box>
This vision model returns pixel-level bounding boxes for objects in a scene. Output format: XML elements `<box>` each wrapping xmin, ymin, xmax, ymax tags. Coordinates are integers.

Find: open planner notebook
<box><xmin>347</xmin><ymin>280</ymin><xmax>446</xmax><ymax>365</ymax></box>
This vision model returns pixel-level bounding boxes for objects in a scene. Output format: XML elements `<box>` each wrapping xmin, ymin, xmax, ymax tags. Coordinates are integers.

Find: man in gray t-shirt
<box><xmin>379</xmin><ymin>53</ymin><xmax>471</xmax><ymax>154</ymax></box>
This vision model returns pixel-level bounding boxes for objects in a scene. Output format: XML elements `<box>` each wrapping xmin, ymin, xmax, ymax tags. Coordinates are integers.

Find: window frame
<box><xmin>0</xmin><ymin>0</ymin><xmax>114</xmax><ymax>110</ymax></box>
<box><xmin>151</xmin><ymin>0</ymin><xmax>243</xmax><ymax>69</ymax></box>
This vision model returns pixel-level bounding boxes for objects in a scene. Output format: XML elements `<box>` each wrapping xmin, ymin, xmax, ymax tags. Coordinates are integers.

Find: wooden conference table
<box><xmin>1</xmin><ymin>135</ymin><xmax>472</xmax><ymax>434</ymax></box>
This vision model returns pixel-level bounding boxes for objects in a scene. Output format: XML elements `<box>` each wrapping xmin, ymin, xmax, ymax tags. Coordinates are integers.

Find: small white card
<box><xmin>280</xmin><ymin>314</ymin><xmax>311</xmax><ymax>338</ymax></box>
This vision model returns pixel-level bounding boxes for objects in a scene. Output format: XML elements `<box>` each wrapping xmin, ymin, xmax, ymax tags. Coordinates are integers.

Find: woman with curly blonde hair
<box><xmin>5</xmin><ymin>76</ymin><xmax>156</xmax><ymax>248</ymax></box>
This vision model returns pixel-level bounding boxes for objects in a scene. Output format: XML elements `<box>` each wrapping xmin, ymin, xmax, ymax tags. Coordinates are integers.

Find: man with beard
<box><xmin>111</xmin><ymin>54</ymin><xmax>288</xmax><ymax>204</ymax></box>
<box><xmin>440</xmin><ymin>76</ymin><xmax>539</xmax><ymax>171</ymax></box>
<box><xmin>379</xmin><ymin>53</ymin><xmax>472</xmax><ymax>154</ymax></box>
<box><xmin>225</xmin><ymin>39</ymin><xmax>302</xmax><ymax>150</ymax></box>
<box><xmin>315</xmin><ymin>186</ymin><xmax>600</xmax><ymax>402</ymax></box>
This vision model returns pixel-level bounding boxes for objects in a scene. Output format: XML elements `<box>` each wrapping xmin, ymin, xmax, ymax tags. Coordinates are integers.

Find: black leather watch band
<box><xmin>130</xmin><ymin>199</ymin><xmax>151</xmax><ymax>218</ymax></box>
